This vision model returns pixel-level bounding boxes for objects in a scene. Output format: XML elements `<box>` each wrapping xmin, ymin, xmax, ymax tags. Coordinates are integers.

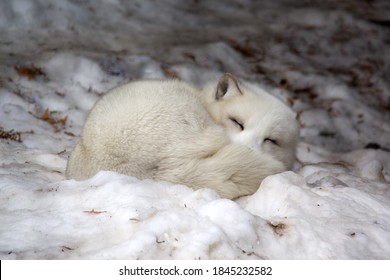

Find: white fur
<box><xmin>66</xmin><ymin>73</ymin><xmax>298</xmax><ymax>199</ymax></box>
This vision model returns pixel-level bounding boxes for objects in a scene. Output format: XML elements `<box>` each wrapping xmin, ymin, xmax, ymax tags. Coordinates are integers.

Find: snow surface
<box><xmin>1</xmin><ymin>0</ymin><xmax>390</xmax><ymax>259</ymax></box>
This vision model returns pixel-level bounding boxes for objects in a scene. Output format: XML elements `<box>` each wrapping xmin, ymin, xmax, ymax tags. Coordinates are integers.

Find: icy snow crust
<box><xmin>1</xmin><ymin>0</ymin><xmax>390</xmax><ymax>259</ymax></box>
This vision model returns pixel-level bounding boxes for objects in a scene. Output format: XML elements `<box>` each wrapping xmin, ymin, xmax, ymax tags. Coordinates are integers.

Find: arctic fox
<box><xmin>66</xmin><ymin>73</ymin><xmax>298</xmax><ymax>199</ymax></box>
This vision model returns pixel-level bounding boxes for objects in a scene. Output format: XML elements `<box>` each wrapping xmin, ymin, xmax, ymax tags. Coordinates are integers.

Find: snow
<box><xmin>1</xmin><ymin>0</ymin><xmax>390</xmax><ymax>259</ymax></box>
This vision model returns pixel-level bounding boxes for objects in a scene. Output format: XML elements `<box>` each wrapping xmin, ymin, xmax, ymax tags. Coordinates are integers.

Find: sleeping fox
<box><xmin>66</xmin><ymin>73</ymin><xmax>299</xmax><ymax>199</ymax></box>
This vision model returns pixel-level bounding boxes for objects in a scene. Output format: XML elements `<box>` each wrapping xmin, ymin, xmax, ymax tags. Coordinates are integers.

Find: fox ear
<box><xmin>216</xmin><ymin>73</ymin><xmax>243</xmax><ymax>100</ymax></box>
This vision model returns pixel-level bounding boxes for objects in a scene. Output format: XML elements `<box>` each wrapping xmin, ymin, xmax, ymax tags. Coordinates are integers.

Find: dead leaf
<box><xmin>15</xmin><ymin>65</ymin><xmax>45</xmax><ymax>80</ymax></box>
<box><xmin>0</xmin><ymin>128</ymin><xmax>22</xmax><ymax>142</ymax></box>
<box><xmin>83</xmin><ymin>209</ymin><xmax>107</xmax><ymax>215</ymax></box>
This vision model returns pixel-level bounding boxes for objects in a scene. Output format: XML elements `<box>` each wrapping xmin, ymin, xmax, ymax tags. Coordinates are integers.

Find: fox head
<box><xmin>202</xmin><ymin>73</ymin><xmax>299</xmax><ymax>170</ymax></box>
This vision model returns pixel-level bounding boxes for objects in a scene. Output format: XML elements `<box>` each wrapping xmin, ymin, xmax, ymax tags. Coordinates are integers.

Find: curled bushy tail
<box><xmin>156</xmin><ymin>143</ymin><xmax>286</xmax><ymax>199</ymax></box>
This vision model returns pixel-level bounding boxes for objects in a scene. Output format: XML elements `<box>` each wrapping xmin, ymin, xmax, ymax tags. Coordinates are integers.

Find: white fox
<box><xmin>66</xmin><ymin>73</ymin><xmax>298</xmax><ymax>199</ymax></box>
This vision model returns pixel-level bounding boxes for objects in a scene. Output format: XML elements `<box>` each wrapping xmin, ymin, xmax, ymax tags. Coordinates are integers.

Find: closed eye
<box><xmin>229</xmin><ymin>117</ymin><xmax>244</xmax><ymax>130</ymax></box>
<box><xmin>264</xmin><ymin>138</ymin><xmax>278</xmax><ymax>146</ymax></box>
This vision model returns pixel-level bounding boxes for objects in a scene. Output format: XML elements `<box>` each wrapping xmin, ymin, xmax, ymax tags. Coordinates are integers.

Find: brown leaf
<box><xmin>32</xmin><ymin>109</ymin><xmax>68</xmax><ymax>132</ymax></box>
<box><xmin>0</xmin><ymin>128</ymin><xmax>22</xmax><ymax>142</ymax></box>
<box><xmin>83</xmin><ymin>209</ymin><xmax>107</xmax><ymax>215</ymax></box>
<box><xmin>15</xmin><ymin>65</ymin><xmax>45</xmax><ymax>80</ymax></box>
